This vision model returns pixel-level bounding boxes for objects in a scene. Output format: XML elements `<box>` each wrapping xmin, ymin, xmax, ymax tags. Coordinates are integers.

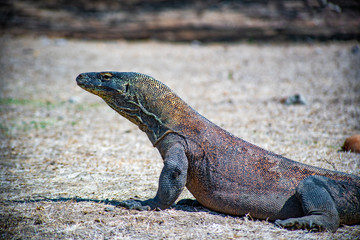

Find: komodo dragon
<box><xmin>76</xmin><ymin>71</ymin><xmax>360</xmax><ymax>232</ymax></box>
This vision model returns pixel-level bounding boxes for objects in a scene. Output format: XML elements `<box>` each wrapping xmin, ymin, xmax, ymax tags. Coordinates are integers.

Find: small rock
<box><xmin>280</xmin><ymin>94</ymin><xmax>307</xmax><ymax>105</ymax></box>
<box><xmin>68</xmin><ymin>96</ymin><xmax>80</xmax><ymax>104</ymax></box>
<box><xmin>104</xmin><ymin>206</ymin><xmax>115</xmax><ymax>212</ymax></box>
<box><xmin>351</xmin><ymin>45</ymin><xmax>360</xmax><ymax>54</ymax></box>
<box><xmin>342</xmin><ymin>134</ymin><xmax>360</xmax><ymax>153</ymax></box>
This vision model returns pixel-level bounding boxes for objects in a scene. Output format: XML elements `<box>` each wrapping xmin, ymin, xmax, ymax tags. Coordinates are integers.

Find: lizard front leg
<box><xmin>118</xmin><ymin>142</ymin><xmax>188</xmax><ymax>211</ymax></box>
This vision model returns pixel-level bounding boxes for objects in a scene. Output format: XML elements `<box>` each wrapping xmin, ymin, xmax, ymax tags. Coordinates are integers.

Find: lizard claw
<box><xmin>275</xmin><ymin>218</ymin><xmax>326</xmax><ymax>232</ymax></box>
<box><xmin>117</xmin><ymin>200</ymin><xmax>151</xmax><ymax>211</ymax></box>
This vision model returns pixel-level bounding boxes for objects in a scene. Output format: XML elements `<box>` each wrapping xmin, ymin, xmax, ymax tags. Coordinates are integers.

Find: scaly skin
<box><xmin>76</xmin><ymin>71</ymin><xmax>360</xmax><ymax>232</ymax></box>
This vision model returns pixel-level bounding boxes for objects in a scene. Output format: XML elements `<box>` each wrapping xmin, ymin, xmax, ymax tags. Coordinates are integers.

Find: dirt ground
<box><xmin>0</xmin><ymin>35</ymin><xmax>359</xmax><ymax>239</ymax></box>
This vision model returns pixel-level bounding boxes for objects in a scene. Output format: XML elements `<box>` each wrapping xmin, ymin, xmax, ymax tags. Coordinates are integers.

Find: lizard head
<box><xmin>76</xmin><ymin>71</ymin><xmax>189</xmax><ymax>144</ymax></box>
<box><xmin>76</xmin><ymin>71</ymin><xmax>174</xmax><ymax>134</ymax></box>
<box><xmin>76</xmin><ymin>71</ymin><xmax>142</xmax><ymax>122</ymax></box>
<box><xmin>76</xmin><ymin>71</ymin><xmax>133</xmax><ymax>99</ymax></box>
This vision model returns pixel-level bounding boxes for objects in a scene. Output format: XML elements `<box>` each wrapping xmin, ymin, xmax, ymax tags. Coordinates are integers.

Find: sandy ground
<box><xmin>0</xmin><ymin>35</ymin><xmax>359</xmax><ymax>239</ymax></box>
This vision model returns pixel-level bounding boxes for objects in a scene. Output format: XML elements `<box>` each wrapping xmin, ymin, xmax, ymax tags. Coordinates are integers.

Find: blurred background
<box><xmin>1</xmin><ymin>0</ymin><xmax>360</xmax><ymax>42</ymax></box>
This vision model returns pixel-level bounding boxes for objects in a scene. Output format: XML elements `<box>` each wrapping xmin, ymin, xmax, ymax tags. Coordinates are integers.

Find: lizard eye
<box><xmin>100</xmin><ymin>72</ymin><xmax>113</xmax><ymax>81</ymax></box>
<box><xmin>125</xmin><ymin>83</ymin><xmax>129</xmax><ymax>93</ymax></box>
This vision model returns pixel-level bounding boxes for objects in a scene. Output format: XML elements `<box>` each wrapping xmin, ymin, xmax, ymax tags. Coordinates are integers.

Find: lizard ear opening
<box><xmin>125</xmin><ymin>83</ymin><xmax>130</xmax><ymax>93</ymax></box>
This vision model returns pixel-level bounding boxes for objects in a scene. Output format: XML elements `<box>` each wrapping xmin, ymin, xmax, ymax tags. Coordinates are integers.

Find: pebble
<box><xmin>104</xmin><ymin>206</ymin><xmax>115</xmax><ymax>212</ymax></box>
<box><xmin>68</xmin><ymin>96</ymin><xmax>80</xmax><ymax>104</ymax></box>
<box><xmin>280</xmin><ymin>94</ymin><xmax>307</xmax><ymax>105</ymax></box>
<box><xmin>351</xmin><ymin>45</ymin><xmax>359</xmax><ymax>54</ymax></box>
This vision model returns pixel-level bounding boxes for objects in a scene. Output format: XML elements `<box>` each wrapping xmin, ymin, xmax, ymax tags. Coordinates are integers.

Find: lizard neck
<box><xmin>132</xmin><ymin>89</ymin><xmax>211</xmax><ymax>146</ymax></box>
<box><xmin>132</xmin><ymin>77</ymin><xmax>215</xmax><ymax>146</ymax></box>
<box><xmin>105</xmin><ymin>75</ymin><xmax>213</xmax><ymax>146</ymax></box>
<box><xmin>105</xmin><ymin>98</ymin><xmax>172</xmax><ymax>146</ymax></box>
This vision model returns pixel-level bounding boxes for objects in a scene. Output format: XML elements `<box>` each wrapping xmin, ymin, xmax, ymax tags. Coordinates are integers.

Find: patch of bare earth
<box><xmin>0</xmin><ymin>35</ymin><xmax>359</xmax><ymax>239</ymax></box>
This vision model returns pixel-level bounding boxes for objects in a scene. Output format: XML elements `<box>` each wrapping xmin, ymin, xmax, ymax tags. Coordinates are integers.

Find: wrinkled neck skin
<box><xmin>103</xmin><ymin>93</ymin><xmax>174</xmax><ymax>147</ymax></box>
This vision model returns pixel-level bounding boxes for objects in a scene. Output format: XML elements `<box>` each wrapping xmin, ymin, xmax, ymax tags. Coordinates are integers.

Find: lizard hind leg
<box><xmin>275</xmin><ymin>175</ymin><xmax>340</xmax><ymax>232</ymax></box>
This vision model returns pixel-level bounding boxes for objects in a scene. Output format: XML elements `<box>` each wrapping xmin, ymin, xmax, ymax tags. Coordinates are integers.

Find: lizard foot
<box><xmin>275</xmin><ymin>215</ymin><xmax>337</xmax><ymax>232</ymax></box>
<box><xmin>117</xmin><ymin>200</ymin><xmax>153</xmax><ymax>211</ymax></box>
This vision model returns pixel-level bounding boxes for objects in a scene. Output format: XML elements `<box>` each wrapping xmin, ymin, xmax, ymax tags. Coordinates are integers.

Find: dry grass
<box><xmin>0</xmin><ymin>35</ymin><xmax>359</xmax><ymax>239</ymax></box>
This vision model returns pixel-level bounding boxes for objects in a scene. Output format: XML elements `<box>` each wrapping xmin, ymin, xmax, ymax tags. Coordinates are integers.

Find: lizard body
<box><xmin>76</xmin><ymin>72</ymin><xmax>360</xmax><ymax>232</ymax></box>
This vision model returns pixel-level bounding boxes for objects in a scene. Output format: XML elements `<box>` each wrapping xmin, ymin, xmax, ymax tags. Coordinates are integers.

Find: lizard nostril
<box><xmin>76</xmin><ymin>74</ymin><xmax>86</xmax><ymax>84</ymax></box>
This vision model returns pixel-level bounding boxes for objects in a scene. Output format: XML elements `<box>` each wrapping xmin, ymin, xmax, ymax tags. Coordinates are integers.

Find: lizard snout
<box><xmin>76</xmin><ymin>73</ymin><xmax>87</xmax><ymax>85</ymax></box>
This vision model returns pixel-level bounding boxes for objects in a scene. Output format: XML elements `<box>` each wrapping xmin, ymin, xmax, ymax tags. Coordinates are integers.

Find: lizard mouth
<box><xmin>76</xmin><ymin>74</ymin><xmax>88</xmax><ymax>86</ymax></box>
<box><xmin>76</xmin><ymin>76</ymin><xmax>116</xmax><ymax>94</ymax></box>
<box><xmin>83</xmin><ymin>85</ymin><xmax>117</xmax><ymax>97</ymax></box>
